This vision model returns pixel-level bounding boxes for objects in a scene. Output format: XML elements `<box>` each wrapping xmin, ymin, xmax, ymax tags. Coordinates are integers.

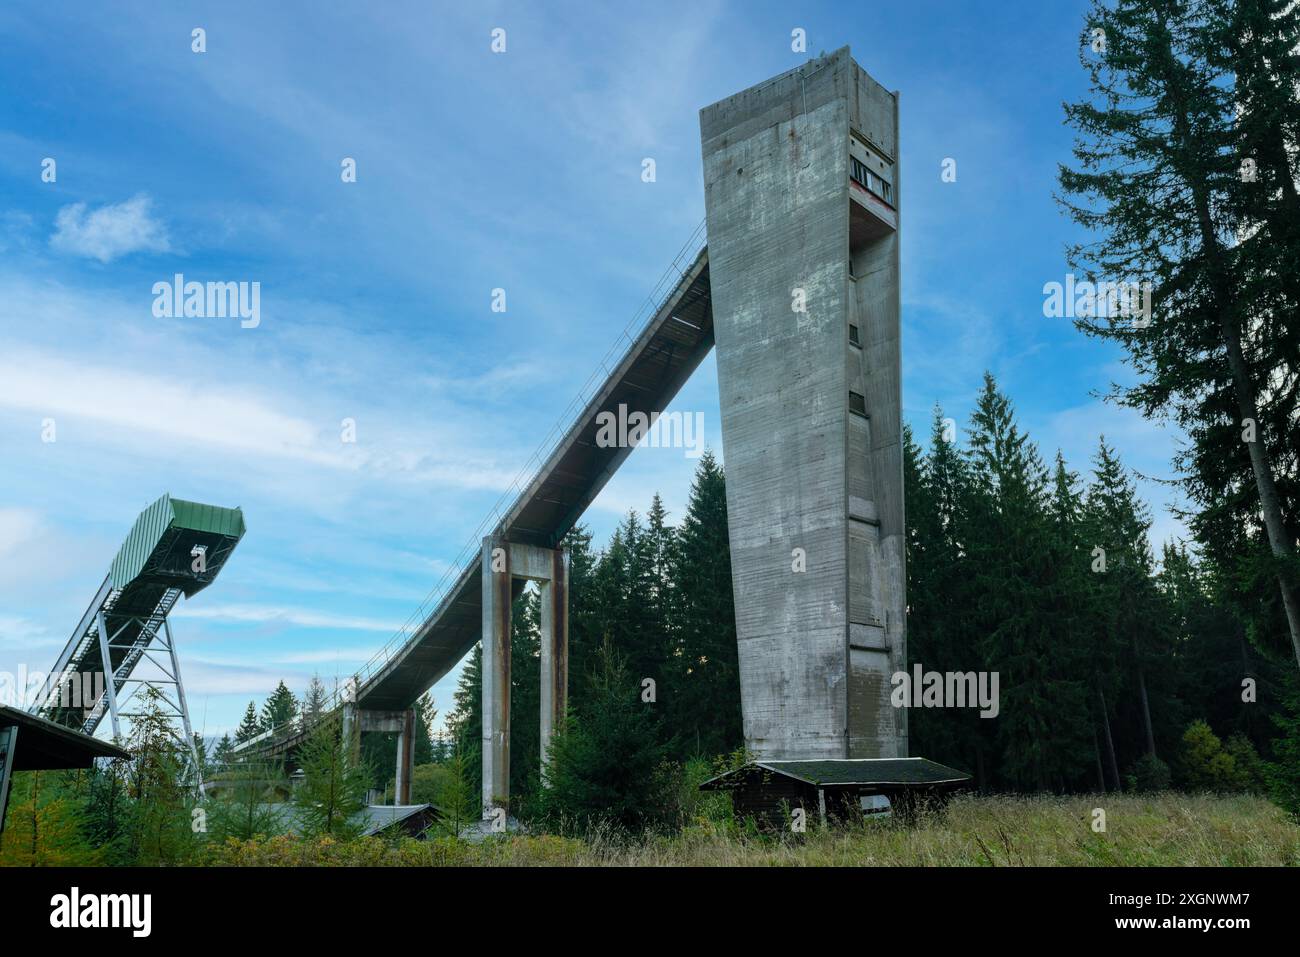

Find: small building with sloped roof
<box><xmin>700</xmin><ymin>757</ymin><xmax>971</xmax><ymax>827</ymax></box>
<box><xmin>0</xmin><ymin>705</ymin><xmax>129</xmax><ymax>836</ymax></box>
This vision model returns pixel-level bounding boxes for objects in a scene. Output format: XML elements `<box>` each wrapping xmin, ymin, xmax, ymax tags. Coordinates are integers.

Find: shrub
<box><xmin>1178</xmin><ymin>720</ymin><xmax>1238</xmax><ymax>791</ymax></box>
<box><xmin>528</xmin><ymin>642</ymin><xmax>677</xmax><ymax>836</ymax></box>
<box><xmin>1126</xmin><ymin>753</ymin><xmax>1171</xmax><ymax>792</ymax></box>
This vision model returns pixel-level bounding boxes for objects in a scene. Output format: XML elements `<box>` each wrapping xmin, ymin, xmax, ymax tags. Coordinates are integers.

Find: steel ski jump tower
<box><xmin>701</xmin><ymin>47</ymin><xmax>906</xmax><ymax>760</ymax></box>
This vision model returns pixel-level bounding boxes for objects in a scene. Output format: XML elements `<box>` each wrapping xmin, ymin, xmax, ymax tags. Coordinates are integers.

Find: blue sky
<box><xmin>0</xmin><ymin>1</ymin><xmax>1187</xmax><ymax>740</ymax></box>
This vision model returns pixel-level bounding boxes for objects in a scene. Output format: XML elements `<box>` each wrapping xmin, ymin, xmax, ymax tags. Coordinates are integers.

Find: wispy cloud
<box><xmin>173</xmin><ymin>603</ymin><xmax>403</xmax><ymax>633</ymax></box>
<box><xmin>50</xmin><ymin>194</ymin><xmax>170</xmax><ymax>263</ymax></box>
<box><xmin>0</xmin><ymin>614</ymin><xmax>57</xmax><ymax>650</ymax></box>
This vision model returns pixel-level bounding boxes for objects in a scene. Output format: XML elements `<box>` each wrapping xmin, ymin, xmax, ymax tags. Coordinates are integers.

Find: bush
<box><xmin>1177</xmin><ymin>720</ymin><xmax>1239</xmax><ymax>791</ymax></box>
<box><xmin>1125</xmin><ymin>753</ymin><xmax>1171</xmax><ymax>792</ymax></box>
<box><xmin>1223</xmin><ymin>734</ymin><xmax>1266</xmax><ymax>794</ymax></box>
<box><xmin>527</xmin><ymin>642</ymin><xmax>677</xmax><ymax>837</ymax></box>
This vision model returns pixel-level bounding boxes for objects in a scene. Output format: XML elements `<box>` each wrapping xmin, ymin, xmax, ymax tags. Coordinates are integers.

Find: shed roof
<box><xmin>264</xmin><ymin>802</ymin><xmax>442</xmax><ymax>838</ymax></box>
<box><xmin>700</xmin><ymin>757</ymin><xmax>971</xmax><ymax>791</ymax></box>
<box><xmin>0</xmin><ymin>705</ymin><xmax>130</xmax><ymax>770</ymax></box>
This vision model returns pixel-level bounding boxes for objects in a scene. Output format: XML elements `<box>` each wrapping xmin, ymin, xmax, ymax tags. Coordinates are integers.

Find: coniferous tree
<box><xmin>124</xmin><ymin>688</ymin><xmax>199</xmax><ymax>864</ymax></box>
<box><xmin>667</xmin><ymin>450</ymin><xmax>740</xmax><ymax>757</ymax></box>
<box><xmin>0</xmin><ymin>771</ymin><xmax>98</xmax><ymax>865</ymax></box>
<box><xmin>293</xmin><ymin>719</ymin><xmax>368</xmax><ymax>840</ymax></box>
<box><xmin>301</xmin><ymin>674</ymin><xmax>329</xmax><ymax>730</ymax></box>
<box><xmin>413</xmin><ymin>693</ymin><xmax>437</xmax><ymax>766</ymax></box>
<box><xmin>532</xmin><ymin>641</ymin><xmax>676</xmax><ymax>835</ymax></box>
<box><xmin>964</xmin><ymin>374</ymin><xmax>1091</xmax><ymax>790</ymax></box>
<box><xmin>261</xmin><ymin>680</ymin><xmax>299</xmax><ymax>733</ymax></box>
<box><xmin>208</xmin><ymin>759</ymin><xmax>287</xmax><ymax>842</ymax></box>
<box><xmin>236</xmin><ymin>702</ymin><xmax>262</xmax><ymax>743</ymax></box>
<box><xmin>1060</xmin><ymin>0</ymin><xmax>1300</xmax><ymax>669</ymax></box>
<box><xmin>1084</xmin><ymin>438</ymin><xmax>1172</xmax><ymax>773</ymax></box>
<box><xmin>213</xmin><ymin>733</ymin><xmax>236</xmax><ymax>769</ymax></box>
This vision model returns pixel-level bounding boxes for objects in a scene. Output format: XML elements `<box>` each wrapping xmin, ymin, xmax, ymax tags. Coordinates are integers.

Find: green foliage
<box><xmin>123</xmin><ymin>687</ymin><xmax>201</xmax><ymax>865</ymax></box>
<box><xmin>1126</xmin><ymin>754</ymin><xmax>1172</xmax><ymax>793</ymax></box>
<box><xmin>1060</xmin><ymin>0</ymin><xmax>1300</xmax><ymax>671</ymax></box>
<box><xmin>236</xmin><ymin>701</ymin><xmax>262</xmax><ymax>743</ymax></box>
<box><xmin>261</xmin><ymin>680</ymin><xmax>299</xmax><ymax>732</ymax></box>
<box><xmin>293</xmin><ymin>719</ymin><xmax>369</xmax><ymax>840</ymax></box>
<box><xmin>1223</xmin><ymin>734</ymin><xmax>1266</xmax><ymax>794</ymax></box>
<box><xmin>1265</xmin><ymin>688</ymin><xmax>1300</xmax><ymax>816</ymax></box>
<box><xmin>1178</xmin><ymin>720</ymin><xmax>1241</xmax><ymax>791</ymax></box>
<box><xmin>444</xmin><ymin>450</ymin><xmax>740</xmax><ymax>814</ymax></box>
<box><xmin>207</xmin><ymin>760</ymin><xmax>288</xmax><ymax>842</ymax></box>
<box><xmin>413</xmin><ymin>693</ymin><xmax>437</xmax><ymax>765</ymax></box>
<box><xmin>202</xmin><ymin>793</ymin><xmax>1299</xmax><ymax>867</ymax></box>
<box><xmin>0</xmin><ymin>771</ymin><xmax>100</xmax><ymax>865</ymax></box>
<box><xmin>530</xmin><ymin>642</ymin><xmax>677</xmax><ymax>836</ymax></box>
<box><xmin>300</xmin><ymin>674</ymin><xmax>329</xmax><ymax>730</ymax></box>
<box><xmin>429</xmin><ymin>747</ymin><xmax>477</xmax><ymax>837</ymax></box>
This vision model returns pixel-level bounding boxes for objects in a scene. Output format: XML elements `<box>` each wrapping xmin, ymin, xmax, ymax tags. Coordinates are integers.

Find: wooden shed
<box><xmin>700</xmin><ymin>758</ymin><xmax>972</xmax><ymax>827</ymax></box>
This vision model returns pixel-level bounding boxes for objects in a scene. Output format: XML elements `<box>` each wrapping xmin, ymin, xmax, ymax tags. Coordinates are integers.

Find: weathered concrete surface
<box><xmin>701</xmin><ymin>48</ymin><xmax>905</xmax><ymax>760</ymax></box>
<box><xmin>481</xmin><ymin>539</ymin><xmax>569</xmax><ymax>815</ymax></box>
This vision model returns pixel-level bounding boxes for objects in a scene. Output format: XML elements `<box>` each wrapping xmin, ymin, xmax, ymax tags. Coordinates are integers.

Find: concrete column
<box><xmin>481</xmin><ymin>537</ymin><xmax>511</xmax><ymax>817</ymax></box>
<box><xmin>341</xmin><ymin>700</ymin><xmax>360</xmax><ymax>765</ymax></box>
<box><xmin>538</xmin><ymin>548</ymin><xmax>569</xmax><ymax>775</ymax></box>
<box><xmin>395</xmin><ymin>708</ymin><xmax>414</xmax><ymax>804</ymax></box>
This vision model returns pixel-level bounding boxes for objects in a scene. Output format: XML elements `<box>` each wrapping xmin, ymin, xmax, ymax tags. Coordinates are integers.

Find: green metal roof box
<box><xmin>699</xmin><ymin>757</ymin><xmax>972</xmax><ymax>791</ymax></box>
<box><xmin>109</xmin><ymin>493</ymin><xmax>246</xmax><ymax>596</ymax></box>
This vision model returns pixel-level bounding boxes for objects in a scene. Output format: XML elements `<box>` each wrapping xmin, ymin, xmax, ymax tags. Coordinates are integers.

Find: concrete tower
<box><xmin>701</xmin><ymin>48</ymin><xmax>905</xmax><ymax>760</ymax></box>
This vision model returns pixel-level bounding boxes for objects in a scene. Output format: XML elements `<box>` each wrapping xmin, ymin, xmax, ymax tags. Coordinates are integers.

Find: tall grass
<box><xmin>206</xmin><ymin>792</ymin><xmax>1299</xmax><ymax>866</ymax></box>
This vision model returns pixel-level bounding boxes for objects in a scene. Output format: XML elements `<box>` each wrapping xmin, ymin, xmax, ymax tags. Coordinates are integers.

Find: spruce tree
<box><xmin>1085</xmin><ymin>438</ymin><xmax>1169</xmax><ymax>769</ymax></box>
<box><xmin>261</xmin><ymin>680</ymin><xmax>299</xmax><ymax>733</ymax></box>
<box><xmin>236</xmin><ymin>702</ymin><xmax>262</xmax><ymax>743</ymax></box>
<box><xmin>293</xmin><ymin>719</ymin><xmax>368</xmax><ymax>840</ymax></box>
<box><xmin>964</xmin><ymin>374</ymin><xmax>1090</xmax><ymax>790</ymax></box>
<box><xmin>668</xmin><ymin>449</ymin><xmax>740</xmax><ymax>757</ymax></box>
<box><xmin>532</xmin><ymin>641</ymin><xmax>675</xmax><ymax>835</ymax></box>
<box><xmin>1060</xmin><ymin>0</ymin><xmax>1300</xmax><ymax>669</ymax></box>
<box><xmin>301</xmin><ymin>674</ymin><xmax>329</xmax><ymax>730</ymax></box>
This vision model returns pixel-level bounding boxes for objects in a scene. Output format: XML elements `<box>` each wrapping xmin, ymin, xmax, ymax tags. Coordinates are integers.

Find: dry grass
<box><xmin>208</xmin><ymin>792</ymin><xmax>1299</xmax><ymax>866</ymax></box>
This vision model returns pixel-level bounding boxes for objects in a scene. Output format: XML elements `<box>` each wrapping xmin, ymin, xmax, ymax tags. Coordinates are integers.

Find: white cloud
<box><xmin>50</xmin><ymin>193</ymin><xmax>170</xmax><ymax>263</ymax></box>
<box><xmin>0</xmin><ymin>614</ymin><xmax>57</xmax><ymax>650</ymax></box>
<box><xmin>0</xmin><ymin>346</ymin><xmax>333</xmax><ymax>463</ymax></box>
<box><xmin>172</xmin><ymin>603</ymin><xmax>403</xmax><ymax>633</ymax></box>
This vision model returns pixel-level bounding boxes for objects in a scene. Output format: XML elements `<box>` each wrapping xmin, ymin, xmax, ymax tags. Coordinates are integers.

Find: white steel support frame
<box><xmin>94</xmin><ymin>597</ymin><xmax>203</xmax><ymax>785</ymax></box>
<box><xmin>95</xmin><ymin>609</ymin><xmax>122</xmax><ymax>739</ymax></box>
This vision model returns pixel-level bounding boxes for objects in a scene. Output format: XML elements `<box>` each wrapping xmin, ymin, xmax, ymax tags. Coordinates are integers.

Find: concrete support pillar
<box><xmin>395</xmin><ymin>708</ymin><xmax>414</xmax><ymax>805</ymax></box>
<box><xmin>341</xmin><ymin>700</ymin><xmax>360</xmax><ymax>765</ymax></box>
<box><xmin>481</xmin><ymin>537</ymin><xmax>511</xmax><ymax>817</ymax></box>
<box><xmin>539</xmin><ymin>548</ymin><xmax>569</xmax><ymax>774</ymax></box>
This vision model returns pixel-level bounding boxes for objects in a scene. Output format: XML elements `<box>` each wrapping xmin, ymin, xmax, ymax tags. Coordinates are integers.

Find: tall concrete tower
<box><xmin>701</xmin><ymin>48</ymin><xmax>905</xmax><ymax>760</ymax></box>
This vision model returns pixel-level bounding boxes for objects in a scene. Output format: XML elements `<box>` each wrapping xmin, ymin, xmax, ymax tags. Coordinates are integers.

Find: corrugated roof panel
<box><xmin>171</xmin><ymin>498</ymin><xmax>246</xmax><ymax>538</ymax></box>
<box><xmin>109</xmin><ymin>494</ymin><xmax>173</xmax><ymax>588</ymax></box>
<box><xmin>700</xmin><ymin>757</ymin><xmax>972</xmax><ymax>790</ymax></box>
